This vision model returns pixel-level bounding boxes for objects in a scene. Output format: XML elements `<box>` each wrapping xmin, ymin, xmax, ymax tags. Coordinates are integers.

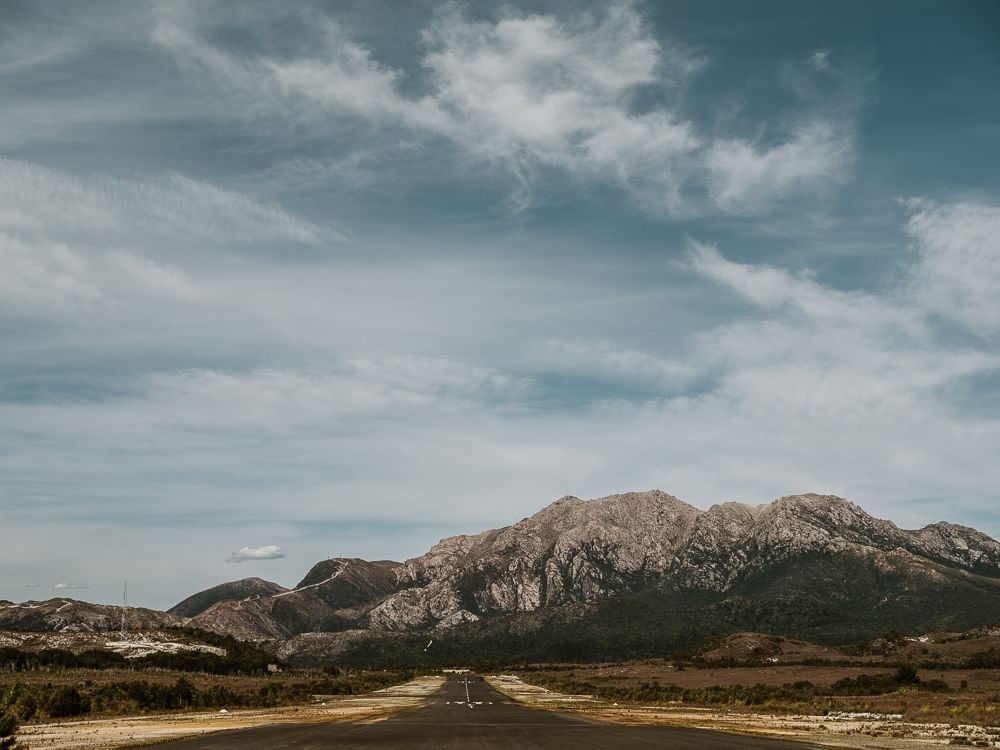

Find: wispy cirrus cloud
<box><xmin>684</xmin><ymin>233</ymin><xmax>999</xmax><ymax>419</ymax></box>
<box><xmin>0</xmin><ymin>158</ymin><xmax>334</xmax><ymax>327</ymax></box>
<box><xmin>151</xmin><ymin>2</ymin><xmax>855</xmax><ymax>216</ymax></box>
<box><xmin>0</xmin><ymin>158</ymin><xmax>335</xmax><ymax>247</ymax></box>
<box><xmin>903</xmin><ymin>198</ymin><xmax>1000</xmax><ymax>336</ymax></box>
<box><xmin>704</xmin><ymin>121</ymin><xmax>854</xmax><ymax>216</ymax></box>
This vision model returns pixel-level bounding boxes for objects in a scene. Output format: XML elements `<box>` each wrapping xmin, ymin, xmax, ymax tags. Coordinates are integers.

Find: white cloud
<box><xmin>142</xmin><ymin>356</ymin><xmax>523</xmax><ymax>431</ymax></box>
<box><xmin>149</xmin><ymin>3</ymin><xmax>861</xmax><ymax>216</ymax></box>
<box><xmin>158</xmin><ymin>3</ymin><xmax>813</xmax><ymax>215</ymax></box>
<box><xmin>227</xmin><ymin>545</ymin><xmax>285</xmax><ymax>563</ymax></box>
<box><xmin>809</xmin><ymin>49</ymin><xmax>831</xmax><ymax>71</ymax></box>
<box><xmin>0</xmin><ymin>159</ymin><xmax>334</xmax><ymax>247</ymax></box>
<box><xmin>0</xmin><ymin>232</ymin><xmax>108</xmax><ymax>320</ymax></box>
<box><xmin>705</xmin><ymin>121</ymin><xmax>853</xmax><ymax>215</ymax></box>
<box><xmin>904</xmin><ymin>198</ymin><xmax>1000</xmax><ymax>335</ymax></box>
<box><xmin>542</xmin><ymin>339</ymin><xmax>693</xmax><ymax>387</ymax></box>
<box><xmin>686</xmin><ymin>239</ymin><xmax>919</xmax><ymax>333</ymax></box>
<box><xmin>0</xmin><ymin>158</ymin><xmax>336</xmax><ymax>326</ymax></box>
<box><xmin>418</xmin><ymin>3</ymin><xmax>701</xmax><ymax>184</ymax></box>
<box><xmin>3</xmin><ymin>206</ymin><xmax>997</xmax><ymax>548</ymax></box>
<box><xmin>684</xmin><ymin>233</ymin><xmax>999</xmax><ymax>419</ymax></box>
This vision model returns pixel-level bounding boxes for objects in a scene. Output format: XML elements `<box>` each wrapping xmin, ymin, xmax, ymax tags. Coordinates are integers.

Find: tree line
<box><xmin>0</xmin><ymin>669</ymin><xmax>415</xmax><ymax>723</ymax></box>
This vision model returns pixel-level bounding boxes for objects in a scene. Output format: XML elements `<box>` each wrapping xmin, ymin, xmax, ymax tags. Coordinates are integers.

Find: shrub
<box><xmin>46</xmin><ymin>685</ymin><xmax>85</xmax><ymax>718</ymax></box>
<box><xmin>894</xmin><ymin>665</ymin><xmax>919</xmax><ymax>685</ymax></box>
<box><xmin>0</xmin><ymin>712</ymin><xmax>20</xmax><ymax>750</ymax></box>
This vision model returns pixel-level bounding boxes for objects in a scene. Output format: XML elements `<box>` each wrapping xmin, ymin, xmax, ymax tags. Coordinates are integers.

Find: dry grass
<box><xmin>488</xmin><ymin>674</ymin><xmax>1000</xmax><ymax>750</ymax></box>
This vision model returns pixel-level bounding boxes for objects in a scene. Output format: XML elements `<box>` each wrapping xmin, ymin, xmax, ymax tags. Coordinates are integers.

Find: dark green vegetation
<box><xmin>0</xmin><ymin>711</ymin><xmax>19</xmax><ymax>750</ymax></box>
<box><xmin>169</xmin><ymin>578</ymin><xmax>288</xmax><ymax>619</ymax></box>
<box><xmin>301</xmin><ymin>555</ymin><xmax>1000</xmax><ymax>666</ymax></box>
<box><xmin>0</xmin><ymin>669</ymin><xmax>414</xmax><ymax>722</ymax></box>
<box><xmin>0</xmin><ymin>626</ymin><xmax>416</xmax><ymax>722</ymax></box>
<box><xmin>524</xmin><ymin>666</ymin><xmax>952</xmax><ymax>708</ymax></box>
<box><xmin>317</xmin><ymin>553</ymin><xmax>1000</xmax><ymax>666</ymax></box>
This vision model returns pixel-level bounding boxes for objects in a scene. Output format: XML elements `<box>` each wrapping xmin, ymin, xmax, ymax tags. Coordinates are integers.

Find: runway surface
<box><xmin>163</xmin><ymin>673</ymin><xmax>824</xmax><ymax>749</ymax></box>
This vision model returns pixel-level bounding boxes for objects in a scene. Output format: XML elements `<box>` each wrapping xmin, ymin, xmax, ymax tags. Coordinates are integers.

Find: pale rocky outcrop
<box><xmin>367</xmin><ymin>491</ymin><xmax>1000</xmax><ymax>632</ymax></box>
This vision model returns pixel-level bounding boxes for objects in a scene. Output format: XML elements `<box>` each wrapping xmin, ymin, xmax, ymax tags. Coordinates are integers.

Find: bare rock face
<box><xmin>368</xmin><ymin>581</ymin><xmax>474</xmax><ymax>632</ymax></box>
<box><xmin>909</xmin><ymin>521</ymin><xmax>1000</xmax><ymax>575</ymax></box>
<box><xmin>366</xmin><ymin>491</ymin><xmax>1000</xmax><ymax>632</ymax></box>
<box><xmin>371</xmin><ymin>491</ymin><xmax>702</xmax><ymax>631</ymax></box>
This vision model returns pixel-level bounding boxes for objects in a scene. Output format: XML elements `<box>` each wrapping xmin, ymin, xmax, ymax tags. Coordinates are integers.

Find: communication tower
<box><xmin>120</xmin><ymin>580</ymin><xmax>128</xmax><ymax>637</ymax></box>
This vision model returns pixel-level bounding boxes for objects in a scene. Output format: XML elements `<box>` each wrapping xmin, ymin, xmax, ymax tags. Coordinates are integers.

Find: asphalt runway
<box><xmin>163</xmin><ymin>673</ymin><xmax>825</xmax><ymax>749</ymax></box>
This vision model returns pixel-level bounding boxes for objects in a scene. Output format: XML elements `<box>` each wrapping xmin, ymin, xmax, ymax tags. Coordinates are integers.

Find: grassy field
<box><xmin>516</xmin><ymin>662</ymin><xmax>1000</xmax><ymax>725</ymax></box>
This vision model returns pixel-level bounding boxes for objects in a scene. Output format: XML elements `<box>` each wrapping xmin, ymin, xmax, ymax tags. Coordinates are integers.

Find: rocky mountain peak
<box><xmin>365</xmin><ymin>490</ymin><xmax>1000</xmax><ymax>633</ymax></box>
<box><xmin>13</xmin><ymin>488</ymin><xmax>1000</xmax><ymax>656</ymax></box>
<box><xmin>910</xmin><ymin>521</ymin><xmax>1000</xmax><ymax>575</ymax></box>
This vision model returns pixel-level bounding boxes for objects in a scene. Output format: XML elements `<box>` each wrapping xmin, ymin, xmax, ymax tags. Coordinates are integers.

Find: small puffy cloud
<box><xmin>52</xmin><ymin>582</ymin><xmax>90</xmax><ymax>590</ymax></box>
<box><xmin>226</xmin><ymin>545</ymin><xmax>286</xmax><ymax>563</ymax></box>
<box><xmin>809</xmin><ymin>49</ymin><xmax>831</xmax><ymax>71</ymax></box>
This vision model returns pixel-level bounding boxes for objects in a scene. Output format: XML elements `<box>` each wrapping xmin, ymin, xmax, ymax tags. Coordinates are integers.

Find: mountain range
<box><xmin>5</xmin><ymin>491</ymin><xmax>1000</xmax><ymax>663</ymax></box>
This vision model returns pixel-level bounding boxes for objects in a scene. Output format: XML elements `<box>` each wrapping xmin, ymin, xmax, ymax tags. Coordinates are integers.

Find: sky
<box><xmin>1</xmin><ymin>0</ymin><xmax>999</xmax><ymax>610</ymax></box>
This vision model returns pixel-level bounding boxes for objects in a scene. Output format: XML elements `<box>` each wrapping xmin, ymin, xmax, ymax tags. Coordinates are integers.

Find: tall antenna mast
<box><xmin>120</xmin><ymin>580</ymin><xmax>128</xmax><ymax>637</ymax></box>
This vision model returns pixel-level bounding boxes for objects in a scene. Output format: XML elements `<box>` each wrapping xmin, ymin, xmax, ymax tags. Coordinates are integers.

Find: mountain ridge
<box><xmin>5</xmin><ymin>490</ymin><xmax>1000</xmax><ymax>664</ymax></box>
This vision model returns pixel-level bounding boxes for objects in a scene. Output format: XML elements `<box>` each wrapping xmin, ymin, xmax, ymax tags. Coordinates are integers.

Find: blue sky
<box><xmin>2</xmin><ymin>0</ymin><xmax>999</xmax><ymax>609</ymax></box>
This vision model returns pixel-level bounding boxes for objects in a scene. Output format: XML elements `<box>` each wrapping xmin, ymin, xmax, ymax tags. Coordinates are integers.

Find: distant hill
<box><xmin>181</xmin><ymin>558</ymin><xmax>401</xmax><ymax>640</ymax></box>
<box><xmin>0</xmin><ymin>598</ymin><xmax>180</xmax><ymax>632</ymax></box>
<box><xmin>168</xmin><ymin>577</ymin><xmax>289</xmax><ymax>618</ymax></box>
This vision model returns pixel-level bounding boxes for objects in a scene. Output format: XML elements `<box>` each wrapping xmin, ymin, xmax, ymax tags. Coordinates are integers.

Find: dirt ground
<box><xmin>488</xmin><ymin>675</ymin><xmax>1000</xmax><ymax>749</ymax></box>
<box><xmin>15</xmin><ymin>676</ymin><xmax>445</xmax><ymax>749</ymax></box>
